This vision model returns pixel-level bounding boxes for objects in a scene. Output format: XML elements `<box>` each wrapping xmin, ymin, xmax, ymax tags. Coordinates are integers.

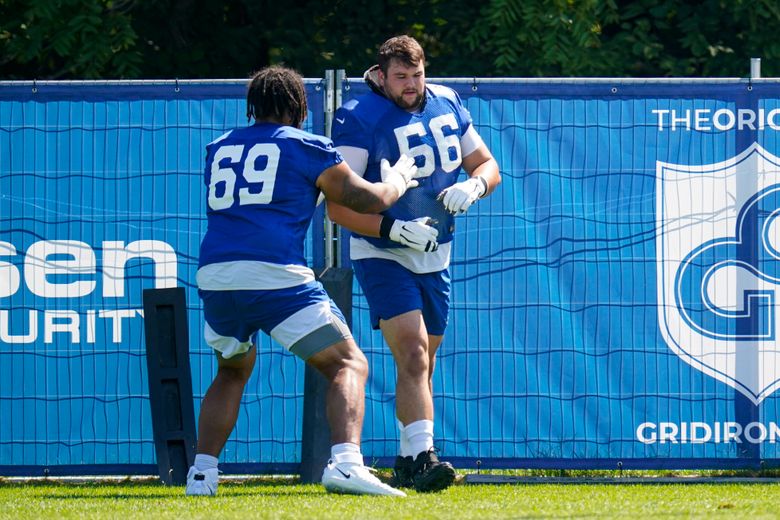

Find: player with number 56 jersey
<box><xmin>327</xmin><ymin>36</ymin><xmax>501</xmax><ymax>493</ymax></box>
<box><xmin>333</xmin><ymin>82</ymin><xmax>472</xmax><ymax>248</ymax></box>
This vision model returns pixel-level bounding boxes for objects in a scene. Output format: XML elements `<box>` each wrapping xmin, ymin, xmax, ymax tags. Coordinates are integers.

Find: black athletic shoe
<box><xmin>411</xmin><ymin>447</ymin><xmax>456</xmax><ymax>492</ymax></box>
<box><xmin>388</xmin><ymin>455</ymin><xmax>415</xmax><ymax>488</ymax></box>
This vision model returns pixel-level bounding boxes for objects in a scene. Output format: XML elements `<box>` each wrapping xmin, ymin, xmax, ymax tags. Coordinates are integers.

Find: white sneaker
<box><xmin>185</xmin><ymin>466</ymin><xmax>218</xmax><ymax>496</ymax></box>
<box><xmin>322</xmin><ymin>460</ymin><xmax>406</xmax><ymax>497</ymax></box>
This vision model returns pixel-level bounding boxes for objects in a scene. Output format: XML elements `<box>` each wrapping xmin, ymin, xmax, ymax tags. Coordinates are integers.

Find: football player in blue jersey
<box><xmin>185</xmin><ymin>66</ymin><xmax>419</xmax><ymax>497</ymax></box>
<box><xmin>328</xmin><ymin>36</ymin><xmax>501</xmax><ymax>492</ymax></box>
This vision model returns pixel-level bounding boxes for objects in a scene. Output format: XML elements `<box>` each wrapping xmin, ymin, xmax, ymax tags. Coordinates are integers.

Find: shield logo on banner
<box><xmin>657</xmin><ymin>143</ymin><xmax>780</xmax><ymax>404</ymax></box>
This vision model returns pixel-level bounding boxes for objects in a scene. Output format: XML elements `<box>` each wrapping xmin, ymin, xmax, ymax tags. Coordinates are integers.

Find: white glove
<box><xmin>388</xmin><ymin>217</ymin><xmax>439</xmax><ymax>252</ymax></box>
<box><xmin>381</xmin><ymin>154</ymin><xmax>418</xmax><ymax>198</ymax></box>
<box><xmin>437</xmin><ymin>177</ymin><xmax>487</xmax><ymax>214</ymax></box>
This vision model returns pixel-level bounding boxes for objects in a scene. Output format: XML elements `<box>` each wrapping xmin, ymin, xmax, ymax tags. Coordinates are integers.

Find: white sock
<box><xmin>193</xmin><ymin>453</ymin><xmax>218</xmax><ymax>471</ymax></box>
<box><xmin>331</xmin><ymin>442</ymin><xmax>363</xmax><ymax>465</ymax></box>
<box><xmin>398</xmin><ymin>420</ymin><xmax>413</xmax><ymax>457</ymax></box>
<box><xmin>405</xmin><ymin>419</ymin><xmax>434</xmax><ymax>458</ymax></box>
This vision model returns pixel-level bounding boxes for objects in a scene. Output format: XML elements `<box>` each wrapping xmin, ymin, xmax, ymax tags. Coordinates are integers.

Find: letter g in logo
<box><xmin>657</xmin><ymin>143</ymin><xmax>780</xmax><ymax>404</ymax></box>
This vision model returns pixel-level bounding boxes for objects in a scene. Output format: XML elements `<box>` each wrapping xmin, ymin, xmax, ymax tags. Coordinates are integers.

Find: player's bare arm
<box><xmin>318</xmin><ymin>162</ymin><xmax>396</xmax><ymax>213</ymax></box>
<box><xmin>462</xmin><ymin>143</ymin><xmax>501</xmax><ymax>196</ymax></box>
<box><xmin>317</xmin><ymin>155</ymin><xmax>417</xmax><ymax>214</ymax></box>
<box><xmin>327</xmin><ymin>201</ymin><xmax>383</xmax><ymax>236</ymax></box>
<box><xmin>438</xmin><ymin>143</ymin><xmax>501</xmax><ymax>214</ymax></box>
<box><xmin>325</xmin><ymin>145</ymin><xmax>384</xmax><ymax>236</ymax></box>
<box><xmin>327</xmin><ymin>201</ymin><xmax>439</xmax><ymax>253</ymax></box>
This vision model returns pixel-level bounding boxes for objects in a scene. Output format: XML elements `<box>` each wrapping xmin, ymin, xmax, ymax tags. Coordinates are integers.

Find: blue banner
<box><xmin>0</xmin><ymin>81</ymin><xmax>324</xmax><ymax>469</ymax></box>
<box><xmin>3</xmin><ymin>78</ymin><xmax>780</xmax><ymax>472</ymax></box>
<box><xmin>346</xmin><ymin>79</ymin><xmax>780</xmax><ymax>468</ymax></box>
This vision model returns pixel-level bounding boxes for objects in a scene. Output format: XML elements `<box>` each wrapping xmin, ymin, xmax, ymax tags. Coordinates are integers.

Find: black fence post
<box><xmin>142</xmin><ymin>287</ymin><xmax>197</xmax><ymax>485</ymax></box>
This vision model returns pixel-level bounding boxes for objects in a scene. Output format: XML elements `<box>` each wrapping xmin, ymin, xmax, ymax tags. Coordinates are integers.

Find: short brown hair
<box><xmin>377</xmin><ymin>35</ymin><xmax>425</xmax><ymax>74</ymax></box>
<box><xmin>246</xmin><ymin>66</ymin><xmax>308</xmax><ymax>128</ymax></box>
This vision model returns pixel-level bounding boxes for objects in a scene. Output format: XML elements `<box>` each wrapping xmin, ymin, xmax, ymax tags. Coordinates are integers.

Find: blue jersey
<box><xmin>198</xmin><ymin>123</ymin><xmax>342</xmax><ymax>270</ymax></box>
<box><xmin>332</xmin><ymin>84</ymin><xmax>472</xmax><ymax>247</ymax></box>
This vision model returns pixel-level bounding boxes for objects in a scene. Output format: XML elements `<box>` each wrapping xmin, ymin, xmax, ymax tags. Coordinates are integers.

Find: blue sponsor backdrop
<box><xmin>2</xmin><ymin>78</ymin><xmax>780</xmax><ymax>473</ymax></box>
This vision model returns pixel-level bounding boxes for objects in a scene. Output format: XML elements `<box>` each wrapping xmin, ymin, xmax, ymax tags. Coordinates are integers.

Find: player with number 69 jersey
<box><xmin>198</xmin><ymin>108</ymin><xmax>418</xmax><ymax>283</ymax></box>
<box><xmin>198</xmin><ymin>124</ymin><xmax>344</xmax><ymax>273</ymax></box>
<box><xmin>187</xmin><ymin>65</ymin><xmax>417</xmax><ymax>499</ymax></box>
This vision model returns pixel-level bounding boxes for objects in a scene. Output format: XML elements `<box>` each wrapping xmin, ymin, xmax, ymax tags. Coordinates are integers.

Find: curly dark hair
<box><xmin>377</xmin><ymin>35</ymin><xmax>425</xmax><ymax>74</ymax></box>
<box><xmin>246</xmin><ymin>66</ymin><xmax>308</xmax><ymax>128</ymax></box>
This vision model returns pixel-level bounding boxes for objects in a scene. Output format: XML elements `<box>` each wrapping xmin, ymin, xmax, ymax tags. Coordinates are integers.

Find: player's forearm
<box><xmin>338</xmin><ymin>178</ymin><xmax>400</xmax><ymax>214</ymax></box>
<box><xmin>469</xmin><ymin>157</ymin><xmax>501</xmax><ymax>198</ymax></box>
<box><xmin>318</xmin><ymin>161</ymin><xmax>405</xmax><ymax>214</ymax></box>
<box><xmin>327</xmin><ymin>201</ymin><xmax>382</xmax><ymax>237</ymax></box>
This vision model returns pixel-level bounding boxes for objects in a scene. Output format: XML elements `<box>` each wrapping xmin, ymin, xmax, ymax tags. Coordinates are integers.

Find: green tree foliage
<box><xmin>465</xmin><ymin>0</ymin><xmax>780</xmax><ymax>77</ymax></box>
<box><xmin>0</xmin><ymin>0</ymin><xmax>140</xmax><ymax>79</ymax></box>
<box><xmin>129</xmin><ymin>0</ymin><xmax>483</xmax><ymax>78</ymax></box>
<box><xmin>2</xmin><ymin>0</ymin><xmax>780</xmax><ymax>79</ymax></box>
<box><xmin>464</xmin><ymin>0</ymin><xmax>620</xmax><ymax>76</ymax></box>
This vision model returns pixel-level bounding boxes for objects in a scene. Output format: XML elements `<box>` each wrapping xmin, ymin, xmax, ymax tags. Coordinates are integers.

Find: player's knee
<box><xmin>395</xmin><ymin>343</ymin><xmax>429</xmax><ymax>379</ymax></box>
<box><xmin>215</xmin><ymin>348</ymin><xmax>256</xmax><ymax>383</ymax></box>
<box><xmin>216</xmin><ymin>363</ymin><xmax>253</xmax><ymax>384</ymax></box>
<box><xmin>336</xmin><ymin>345</ymin><xmax>368</xmax><ymax>381</ymax></box>
<box><xmin>310</xmin><ymin>340</ymin><xmax>368</xmax><ymax>382</ymax></box>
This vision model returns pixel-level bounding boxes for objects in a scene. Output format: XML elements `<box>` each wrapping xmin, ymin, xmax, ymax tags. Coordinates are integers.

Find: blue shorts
<box><xmin>352</xmin><ymin>258</ymin><xmax>450</xmax><ymax>335</ymax></box>
<box><xmin>199</xmin><ymin>281</ymin><xmax>350</xmax><ymax>360</ymax></box>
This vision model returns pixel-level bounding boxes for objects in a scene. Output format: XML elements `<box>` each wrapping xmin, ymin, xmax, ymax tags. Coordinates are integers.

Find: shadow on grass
<box><xmin>0</xmin><ymin>475</ymin><xmax>301</xmax><ymax>488</ymax></box>
<box><xmin>2</xmin><ymin>476</ymin><xmax>328</xmax><ymax>500</ymax></box>
<box><xmin>18</xmin><ymin>487</ymin><xmax>326</xmax><ymax>500</ymax></box>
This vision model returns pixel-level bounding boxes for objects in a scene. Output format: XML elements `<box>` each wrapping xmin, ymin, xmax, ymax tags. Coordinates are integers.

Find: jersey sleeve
<box><xmin>450</xmin><ymin>88</ymin><xmax>474</xmax><ymax>137</ymax></box>
<box><xmin>332</xmin><ymin>101</ymin><xmax>373</xmax><ymax>151</ymax></box>
<box><xmin>293</xmin><ymin>134</ymin><xmax>344</xmax><ymax>183</ymax></box>
<box><xmin>308</xmin><ymin>140</ymin><xmax>343</xmax><ymax>182</ymax></box>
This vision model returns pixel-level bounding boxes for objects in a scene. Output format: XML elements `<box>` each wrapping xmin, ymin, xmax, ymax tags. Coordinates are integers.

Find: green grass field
<box><xmin>3</xmin><ymin>475</ymin><xmax>780</xmax><ymax>519</ymax></box>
